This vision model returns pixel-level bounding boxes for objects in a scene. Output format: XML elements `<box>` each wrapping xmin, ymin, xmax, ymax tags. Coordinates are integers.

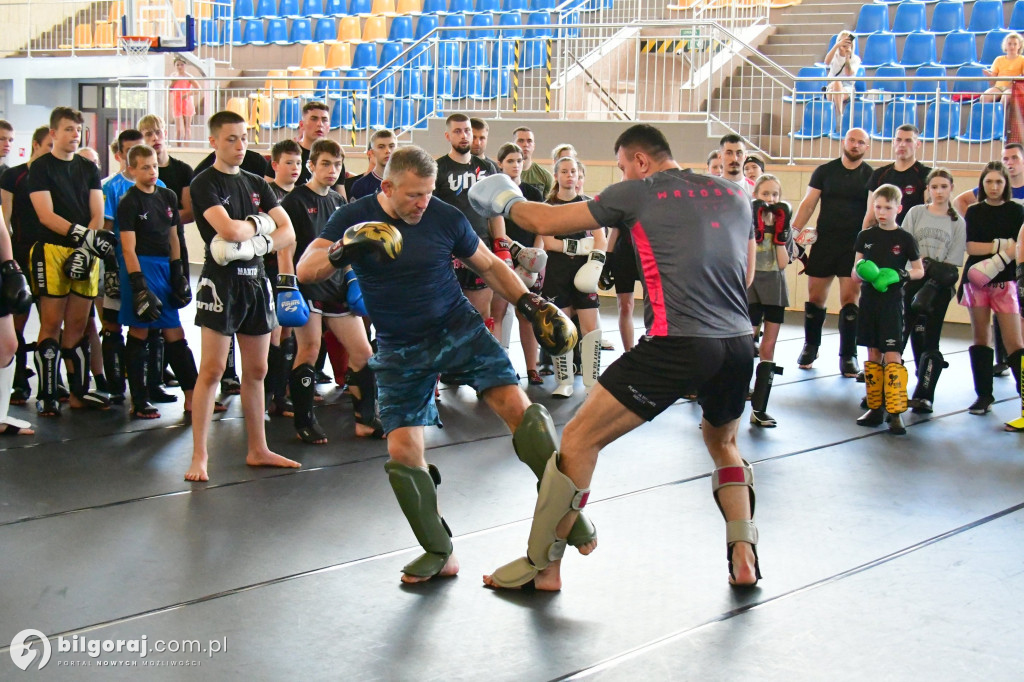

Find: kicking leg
<box><xmin>704</xmin><ymin>418</ymin><xmax>760</xmax><ymax>587</ymax></box>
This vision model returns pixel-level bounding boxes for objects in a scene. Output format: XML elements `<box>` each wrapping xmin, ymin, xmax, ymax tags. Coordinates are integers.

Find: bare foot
<box><xmin>246</xmin><ymin>450</ymin><xmax>301</xmax><ymax>469</ymax></box>
<box><xmin>354</xmin><ymin>423</ymin><xmax>384</xmax><ymax>439</ymax></box>
<box><xmin>401</xmin><ymin>553</ymin><xmax>459</xmax><ymax>583</ymax></box>
<box><xmin>184</xmin><ymin>454</ymin><xmax>209</xmax><ymax>482</ymax></box>
<box><xmin>576</xmin><ymin>538</ymin><xmax>598</xmax><ymax>556</ymax></box>
<box><xmin>482</xmin><ymin>561</ymin><xmax>562</xmax><ymax>591</ymax></box>
<box><xmin>0</xmin><ymin>423</ymin><xmax>35</xmax><ymax>436</ymax></box>
<box><xmin>729</xmin><ymin>541</ymin><xmax>758</xmax><ymax>586</ymax></box>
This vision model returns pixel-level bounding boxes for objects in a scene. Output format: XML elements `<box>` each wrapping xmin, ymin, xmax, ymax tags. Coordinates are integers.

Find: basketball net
<box><xmin>119</xmin><ymin>36</ymin><xmax>152</xmax><ymax>63</ymax></box>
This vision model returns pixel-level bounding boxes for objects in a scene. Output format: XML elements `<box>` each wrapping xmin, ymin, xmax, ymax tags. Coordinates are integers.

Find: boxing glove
<box><xmin>209</xmin><ymin>234</ymin><xmax>274</xmax><ymax>266</ymax></box>
<box><xmin>68</xmin><ymin>224</ymin><xmax>117</xmax><ymax>261</ymax></box>
<box><xmin>515</xmin><ymin>292</ymin><xmax>578</xmax><ymax>357</ymax></box>
<box><xmin>63</xmin><ymin>248</ymin><xmax>94</xmax><ymax>281</ymax></box>
<box><xmin>103</xmin><ymin>267</ymin><xmax>120</xmax><ymax>300</ymax></box>
<box><xmin>751</xmin><ymin>199</ymin><xmax>768</xmax><ymax>244</ymax></box>
<box><xmin>855</xmin><ymin>259</ymin><xmax>879</xmax><ymax>282</ymax></box>
<box><xmin>771</xmin><ymin>202</ymin><xmax>792</xmax><ymax>246</ymax></box>
<box><xmin>327</xmin><ymin>221</ymin><xmax>403</xmax><ymax>268</ymax></box>
<box><xmin>130</xmin><ymin>272</ymin><xmax>162</xmax><ymax>322</ymax></box>
<box><xmin>276</xmin><ymin>274</ymin><xmax>310</xmax><ymax>327</ymax></box>
<box><xmin>492</xmin><ymin>237</ymin><xmax>514</xmax><ymax>268</ymax></box>
<box><xmin>468</xmin><ymin>173</ymin><xmax>526</xmax><ymax>219</ymax></box>
<box><xmin>562</xmin><ymin>236</ymin><xmax>594</xmax><ymax>257</ymax></box>
<box><xmin>247</xmin><ymin>212</ymin><xmax>277</xmax><ymax>236</ymax></box>
<box><xmin>598</xmin><ymin>258</ymin><xmax>615</xmax><ymax>291</ymax></box>
<box><xmin>794</xmin><ymin>226</ymin><xmax>817</xmax><ymax>246</ymax></box>
<box><xmin>872</xmin><ymin>267</ymin><xmax>908</xmax><ymax>293</ymax></box>
<box><xmin>341</xmin><ymin>269</ymin><xmax>367</xmax><ymax>317</ymax></box>
<box><xmin>168</xmin><ymin>259</ymin><xmax>192</xmax><ymax>309</ymax></box>
<box><xmin>509</xmin><ymin>241</ymin><xmax>547</xmax><ymax>272</ymax></box>
<box><xmin>514</xmin><ymin>264</ymin><xmax>538</xmax><ymax>288</ymax></box>
<box><xmin>0</xmin><ymin>260</ymin><xmax>32</xmax><ymax>315</ymax></box>
<box><xmin>967</xmin><ymin>252</ymin><xmax>1009</xmax><ymax>287</ymax></box>
<box><xmin>989</xmin><ymin>237</ymin><xmax>1015</xmax><ymax>256</ymax></box>
<box><xmin>573</xmin><ymin>250</ymin><xmax>607</xmax><ymax>294</ymax></box>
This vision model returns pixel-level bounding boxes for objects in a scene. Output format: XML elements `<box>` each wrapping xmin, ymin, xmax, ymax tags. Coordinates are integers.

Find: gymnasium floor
<box><xmin>1</xmin><ymin>299</ymin><xmax>1022</xmax><ymax>680</ymax></box>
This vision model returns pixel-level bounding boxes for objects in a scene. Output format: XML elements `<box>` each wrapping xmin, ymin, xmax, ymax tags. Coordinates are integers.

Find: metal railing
<box><xmin>0</xmin><ymin>0</ymin><xmax>125</xmax><ymax>56</ymax></box>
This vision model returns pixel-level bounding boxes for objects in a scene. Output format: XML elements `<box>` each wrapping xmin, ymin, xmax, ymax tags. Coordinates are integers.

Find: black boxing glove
<box><xmin>63</xmin><ymin>248</ymin><xmax>94</xmax><ymax>281</ymax></box>
<box><xmin>68</xmin><ymin>224</ymin><xmax>117</xmax><ymax>260</ymax></box>
<box><xmin>1</xmin><ymin>260</ymin><xmax>33</xmax><ymax>315</ymax></box>
<box><xmin>130</xmin><ymin>271</ymin><xmax>162</xmax><ymax>322</ymax></box>
<box><xmin>168</xmin><ymin>259</ymin><xmax>192</xmax><ymax>309</ymax></box>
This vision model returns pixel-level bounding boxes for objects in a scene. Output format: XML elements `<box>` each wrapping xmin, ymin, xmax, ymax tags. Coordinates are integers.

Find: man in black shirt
<box><xmin>862</xmin><ymin>125</ymin><xmax>930</xmax><ymax>229</ymax></box>
<box><xmin>184</xmin><ymin>110</ymin><xmax>298</xmax><ymax>483</ymax></box>
<box><xmin>350</xmin><ymin>128</ymin><xmax>396</xmax><ymax>200</ymax></box>
<box><xmin>193</xmin><ymin>147</ymin><xmax>271</xmax><ymax>181</ymax></box>
<box><xmin>791</xmin><ymin>127</ymin><xmax>874</xmax><ymax>377</ymax></box>
<box><xmin>470</xmin><ymin>117</ymin><xmax>499</xmax><ymax>174</ymax></box>
<box><xmin>28</xmin><ymin>107</ymin><xmax>116</xmax><ymax>416</ymax></box>
<box><xmin>138</xmin><ymin>114</ymin><xmax>195</xmax><ymax>225</ymax></box>
<box><xmin>294</xmin><ymin>101</ymin><xmax>331</xmax><ymax>188</ymax></box>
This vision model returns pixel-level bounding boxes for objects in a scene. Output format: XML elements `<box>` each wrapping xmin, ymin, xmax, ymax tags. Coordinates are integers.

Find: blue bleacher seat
<box><xmin>301</xmin><ymin>0</ymin><xmax>325</xmax><ymax>16</ymax></box>
<box><xmin>522</xmin><ymin>13</ymin><xmax>552</xmax><ymax>69</ymax></box>
<box><xmin>314</xmin><ymin>68</ymin><xmax>341</xmax><ymax>99</ymax></box>
<box><xmin>966</xmin><ymin>0</ymin><xmax>1004</xmax><ymax>34</ymax></box>
<box><xmin>437</xmin><ymin>40</ymin><xmax>460</xmax><ymax>67</ymax></box>
<box><xmin>350</xmin><ymin>41</ymin><xmax>377</xmax><ymax>69</ymax></box>
<box><xmin>313</xmin><ymin>17</ymin><xmax>336</xmax><ymax>41</ymax></box>
<box><xmin>389</xmin><ymin>16</ymin><xmax>414</xmax><ymax>41</ymax></box>
<box><xmin>791</xmin><ymin>101</ymin><xmax>836</xmax><ymax>139</ymax></box>
<box><xmin>873</xmin><ymin>65</ymin><xmax>907</xmax><ymax>100</ymax></box>
<box><xmin>495</xmin><ymin>11</ymin><xmax>522</xmax><ymax>37</ymax></box>
<box><xmin>784</xmin><ymin>66</ymin><xmax>827</xmax><ymax>103</ymax></box>
<box><xmin>454</xmin><ymin>68</ymin><xmax>485</xmax><ymax>99</ymax></box>
<box><xmin>899</xmin><ymin>31</ymin><xmax>937</xmax><ymax>68</ymax></box>
<box><xmin>930</xmin><ymin>1</ymin><xmax>965</xmax><ymax>34</ymax></box>
<box><xmin>937</xmin><ymin>31</ymin><xmax>977</xmax><ymax>67</ymax></box>
<box><xmin>484</xmin><ymin>66</ymin><xmax>510</xmax><ymax>98</ymax></box>
<box><xmin>348</xmin><ymin>0</ymin><xmax>371</xmax><ymax>14</ymax></box>
<box><xmin>213</xmin><ymin>1</ymin><xmax>232</xmax><ymax>19</ymax></box>
<box><xmin>274</xmin><ymin>97</ymin><xmax>302</xmax><ymax>128</ymax></box>
<box><xmin>476</xmin><ymin>0</ymin><xmax>500</xmax><ymax>12</ymax></box>
<box><xmin>241</xmin><ymin>18</ymin><xmax>266</xmax><ymax>43</ymax></box>
<box><xmin>560</xmin><ymin>8</ymin><xmax>580</xmax><ymax>38</ymax></box>
<box><xmin>832</xmin><ymin>100</ymin><xmax>877</xmax><ymax>139</ymax></box>
<box><xmin>427</xmin><ymin>67</ymin><xmax>454</xmax><ymax>99</ymax></box>
<box><xmin>414</xmin><ymin>14</ymin><xmax>439</xmax><ymax>40</ymax></box>
<box><xmin>388</xmin><ymin>99</ymin><xmax>417</xmax><ymax>129</ymax></box>
<box><xmin>398</xmin><ymin>67</ymin><xmax>423</xmax><ymax>97</ymax></box>
<box><xmin>371</xmin><ymin>67</ymin><xmax>396</xmax><ymax>97</ymax></box>
<box><xmin>891</xmin><ymin>2</ymin><xmax>926</xmax><ymax>35</ymax></box>
<box><xmin>957</xmin><ymin>102</ymin><xmax>1003</xmax><ymax>142</ymax></box>
<box><xmin>421</xmin><ymin>0</ymin><xmax>447</xmax><ymax>13</ymax></box>
<box><xmin>442</xmin><ymin>13</ymin><xmax>467</xmax><ymax>39</ymax></box>
<box><xmin>448</xmin><ymin>0</ymin><xmax>474</xmax><ymax>13</ymax></box>
<box><xmin>854</xmin><ymin>66</ymin><xmax>867</xmax><ymax>96</ymax></box>
<box><xmin>471</xmin><ymin>12</ymin><xmax>496</xmax><ymax>38</ymax></box>
<box><xmin>288</xmin><ymin>17</ymin><xmax>313</xmax><ymax>42</ymax></box>
<box><xmin>325</xmin><ymin>0</ymin><xmax>347</xmax><ymax>15</ymax></box>
<box><xmin>265</xmin><ymin>17</ymin><xmax>289</xmax><ymax>42</ymax></box>
<box><xmin>530</xmin><ymin>0</ymin><xmax>555</xmax><ymax>10</ymax></box>
<box><xmin>278</xmin><ymin>0</ymin><xmax>301</xmax><ymax>17</ymax></box>
<box><xmin>861</xmin><ymin>32</ymin><xmax>898</xmax><ymax>68</ymax></box>
<box><xmin>200</xmin><ymin>19</ymin><xmax>221</xmax><ymax>45</ymax></box>
<box><xmin>255</xmin><ymin>0</ymin><xmax>276</xmax><ymax>18</ymax></box>
<box><xmin>980</xmin><ymin>30</ymin><xmax>1011</xmax><ymax>66</ymax></box>
<box><xmin>1011</xmin><ymin>1</ymin><xmax>1024</xmax><ymax>32</ymax></box>
<box><xmin>873</xmin><ymin>0</ymin><xmax>901</xmax><ymax>4</ymax></box>
<box><xmin>874</xmin><ymin>101</ymin><xmax>918</xmax><ymax>139</ymax></box>
<box><xmin>853</xmin><ymin>4</ymin><xmax>887</xmax><ymax>35</ymax></box>
<box><xmin>502</xmin><ymin>0</ymin><xmax>528</xmax><ymax>11</ymax></box>
<box><xmin>951</xmin><ymin>64</ymin><xmax>989</xmax><ymax>99</ymax></box>
<box><xmin>491</xmin><ymin>38</ymin><xmax>515</xmax><ymax>68</ymax></box>
<box><xmin>903</xmin><ymin>65</ymin><xmax>949</xmax><ymax>102</ymax></box>
<box><xmin>378</xmin><ymin>40</ymin><xmax>404</xmax><ymax>67</ymax></box>
<box><xmin>920</xmin><ymin>100</ymin><xmax>961</xmax><ymax>141</ymax></box>
<box><xmin>342</xmin><ymin>68</ymin><xmax>369</xmax><ymax>96</ymax></box>
<box><xmin>235</xmin><ymin>0</ymin><xmax>256</xmax><ymax>18</ymax></box>
<box><xmin>330</xmin><ymin>98</ymin><xmax>354</xmax><ymax>129</ymax></box>
<box><xmin>227</xmin><ymin>19</ymin><xmax>244</xmax><ymax>44</ymax></box>
<box><xmin>462</xmin><ymin>39</ymin><xmax>488</xmax><ymax>68</ymax></box>
<box><xmin>417</xmin><ymin>97</ymin><xmax>438</xmax><ymax>127</ymax></box>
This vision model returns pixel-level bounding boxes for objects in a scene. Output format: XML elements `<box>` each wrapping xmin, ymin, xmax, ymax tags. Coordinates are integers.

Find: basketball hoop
<box><xmin>119</xmin><ymin>35</ymin><xmax>156</xmax><ymax>63</ymax></box>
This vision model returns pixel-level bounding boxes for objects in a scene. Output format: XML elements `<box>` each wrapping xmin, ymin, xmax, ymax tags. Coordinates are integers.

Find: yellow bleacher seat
<box><xmin>337</xmin><ymin>16</ymin><xmax>361</xmax><ymax>42</ymax></box>
<box><xmin>265</xmin><ymin>69</ymin><xmax>291</xmax><ymax>97</ymax></box>
<box><xmin>248</xmin><ymin>93</ymin><xmax>273</xmax><ymax>128</ymax></box>
<box><xmin>326</xmin><ymin>41</ymin><xmax>353</xmax><ymax>68</ymax></box>
<box><xmin>72</xmin><ymin>23</ymin><xmax>94</xmax><ymax>49</ymax></box>
<box><xmin>362</xmin><ymin>16</ymin><xmax>387</xmax><ymax>42</ymax></box>
<box><xmin>395</xmin><ymin>0</ymin><xmax>421</xmax><ymax>13</ymax></box>
<box><xmin>226</xmin><ymin>97</ymin><xmax>250</xmax><ymax>120</ymax></box>
<box><xmin>288</xmin><ymin>68</ymin><xmax>316</xmax><ymax>98</ymax></box>
<box><xmin>94</xmin><ymin>21</ymin><xmax>117</xmax><ymax>48</ymax></box>
<box><xmin>301</xmin><ymin>42</ymin><xmax>327</xmax><ymax>70</ymax></box>
<box><xmin>370</xmin><ymin>0</ymin><xmax>397</xmax><ymax>15</ymax></box>
<box><xmin>108</xmin><ymin>1</ymin><xmax>124</xmax><ymax>25</ymax></box>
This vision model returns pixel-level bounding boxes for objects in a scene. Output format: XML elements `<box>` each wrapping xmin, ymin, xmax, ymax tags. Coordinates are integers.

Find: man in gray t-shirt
<box><xmin>470</xmin><ymin>124</ymin><xmax>762</xmax><ymax>593</ymax></box>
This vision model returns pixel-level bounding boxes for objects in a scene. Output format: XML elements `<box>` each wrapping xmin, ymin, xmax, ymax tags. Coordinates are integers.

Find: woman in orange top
<box><xmin>983</xmin><ymin>32</ymin><xmax>1024</xmax><ymax>105</ymax></box>
<box><xmin>168</xmin><ymin>56</ymin><xmax>200</xmax><ymax>142</ymax></box>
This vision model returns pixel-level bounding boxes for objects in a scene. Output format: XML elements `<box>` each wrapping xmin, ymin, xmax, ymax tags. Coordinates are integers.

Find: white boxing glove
<box><xmin>247</xmin><ymin>212</ymin><xmax>277</xmax><ymax>236</ymax></box>
<box><xmin>562</xmin><ymin>236</ymin><xmax>594</xmax><ymax>257</ymax></box>
<box><xmin>468</xmin><ymin>173</ymin><xmax>526</xmax><ymax>219</ymax></box>
<box><xmin>573</xmin><ymin>250</ymin><xmax>606</xmax><ymax>294</ymax></box>
<box><xmin>794</xmin><ymin>226</ymin><xmax>817</xmax><ymax>246</ymax></box>
<box><xmin>509</xmin><ymin>241</ymin><xmax>547</xmax><ymax>273</ymax></box>
<box><xmin>515</xmin><ymin>264</ymin><xmax>538</xmax><ymax>288</ymax></box>
<box><xmin>209</xmin><ymin>234</ymin><xmax>274</xmax><ymax>266</ymax></box>
<box><xmin>967</xmin><ymin>252</ymin><xmax>1009</xmax><ymax>287</ymax></box>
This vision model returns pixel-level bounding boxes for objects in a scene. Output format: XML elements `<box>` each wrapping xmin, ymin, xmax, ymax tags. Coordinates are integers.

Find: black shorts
<box><xmin>857</xmin><ymin>290</ymin><xmax>904</xmax><ymax>353</ymax></box>
<box><xmin>454</xmin><ymin>257</ymin><xmax>486</xmax><ymax>291</ymax></box>
<box><xmin>542</xmin><ymin>254</ymin><xmax>600</xmax><ymax>310</ymax></box>
<box><xmin>804</xmin><ymin>239</ymin><xmax>856</xmax><ymax>279</ymax></box>
<box><xmin>599</xmin><ymin>334</ymin><xmax>754</xmax><ymax>427</ymax></box>
<box><xmin>612</xmin><ymin>240</ymin><xmax>638</xmax><ymax>295</ymax></box>
<box><xmin>194</xmin><ymin>260</ymin><xmax>276</xmax><ymax>336</ymax></box>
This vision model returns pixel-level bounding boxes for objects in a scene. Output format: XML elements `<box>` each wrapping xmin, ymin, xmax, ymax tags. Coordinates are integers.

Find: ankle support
<box><xmin>712</xmin><ymin>460</ymin><xmax>756</xmax><ymax>520</ymax></box>
<box><xmin>385</xmin><ymin>461</ymin><xmax>454</xmax><ymax>578</ymax></box>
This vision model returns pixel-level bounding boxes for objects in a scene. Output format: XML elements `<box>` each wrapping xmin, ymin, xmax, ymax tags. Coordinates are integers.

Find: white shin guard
<box><xmin>0</xmin><ymin>359</ymin><xmax>29</xmax><ymax>429</ymax></box>
<box><xmin>580</xmin><ymin>330</ymin><xmax>602</xmax><ymax>393</ymax></box>
<box><xmin>552</xmin><ymin>352</ymin><xmax>573</xmax><ymax>398</ymax></box>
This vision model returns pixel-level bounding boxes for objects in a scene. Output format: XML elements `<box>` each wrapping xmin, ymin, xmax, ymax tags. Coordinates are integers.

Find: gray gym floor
<box><xmin>1</xmin><ymin>299</ymin><xmax>1022</xmax><ymax>680</ymax></box>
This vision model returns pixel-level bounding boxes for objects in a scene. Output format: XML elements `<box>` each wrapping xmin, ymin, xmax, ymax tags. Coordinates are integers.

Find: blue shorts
<box><xmin>370</xmin><ymin>306</ymin><xmax>519</xmax><ymax>434</ymax></box>
<box><xmin>118</xmin><ymin>255</ymin><xmax>182</xmax><ymax>329</ymax></box>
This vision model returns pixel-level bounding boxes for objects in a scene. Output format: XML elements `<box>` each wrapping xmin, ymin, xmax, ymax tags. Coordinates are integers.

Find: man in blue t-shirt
<box><xmin>296</xmin><ymin>146</ymin><xmax>584</xmax><ymax>585</ymax></box>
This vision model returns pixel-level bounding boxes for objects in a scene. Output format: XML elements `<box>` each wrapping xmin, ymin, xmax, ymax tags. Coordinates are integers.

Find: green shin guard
<box><xmin>512</xmin><ymin>404</ymin><xmax>597</xmax><ymax>548</ymax></box>
<box><xmin>385</xmin><ymin>461</ymin><xmax>453</xmax><ymax>578</ymax></box>
<box><xmin>489</xmin><ymin>452</ymin><xmax>591</xmax><ymax>588</ymax></box>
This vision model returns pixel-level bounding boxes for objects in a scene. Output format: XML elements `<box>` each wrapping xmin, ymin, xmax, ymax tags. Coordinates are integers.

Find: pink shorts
<box><xmin>960</xmin><ymin>280</ymin><xmax>1020</xmax><ymax>314</ymax></box>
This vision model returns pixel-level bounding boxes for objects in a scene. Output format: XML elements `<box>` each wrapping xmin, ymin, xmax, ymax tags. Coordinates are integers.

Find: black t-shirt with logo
<box><xmin>116</xmin><ymin>186</ymin><xmax>181</xmax><ymax>258</ymax></box>
<box><xmin>865</xmin><ymin>161</ymin><xmax>931</xmax><ymax>226</ymax></box>
<box><xmin>434</xmin><ymin>154</ymin><xmax>493</xmax><ymax>239</ymax></box>
<box><xmin>193</xmin><ymin>150</ymin><xmax>269</xmax><ymax>179</ymax></box>
<box><xmin>281</xmin><ymin>184</ymin><xmax>345</xmax><ymax>261</ymax></box>
<box><xmin>26</xmin><ymin>153</ymin><xmax>102</xmax><ymax>246</ymax></box>
<box><xmin>159</xmin><ymin>155</ymin><xmax>194</xmax><ymax>210</ymax></box>
<box><xmin>854</xmin><ymin>226</ymin><xmax>920</xmax><ymax>300</ymax></box>
<box><xmin>189</xmin><ymin>166</ymin><xmax>280</xmax><ymax>267</ymax></box>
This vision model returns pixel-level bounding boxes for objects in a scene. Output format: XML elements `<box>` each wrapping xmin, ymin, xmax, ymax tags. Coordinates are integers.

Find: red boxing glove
<box><xmin>492</xmin><ymin>237</ymin><xmax>514</xmax><ymax>268</ymax></box>
<box><xmin>751</xmin><ymin>200</ymin><xmax>768</xmax><ymax>244</ymax></box>
<box><xmin>771</xmin><ymin>202</ymin><xmax>792</xmax><ymax>246</ymax></box>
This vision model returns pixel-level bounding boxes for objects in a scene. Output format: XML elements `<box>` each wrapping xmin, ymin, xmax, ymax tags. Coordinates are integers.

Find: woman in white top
<box><xmin>824</xmin><ymin>31</ymin><xmax>861</xmax><ymax>132</ymax></box>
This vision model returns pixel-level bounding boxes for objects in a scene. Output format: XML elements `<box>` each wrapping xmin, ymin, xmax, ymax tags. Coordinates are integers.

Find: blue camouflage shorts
<box><xmin>370</xmin><ymin>306</ymin><xmax>519</xmax><ymax>434</ymax></box>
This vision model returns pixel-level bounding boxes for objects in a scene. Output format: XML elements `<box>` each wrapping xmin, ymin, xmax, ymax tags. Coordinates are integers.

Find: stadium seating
<box><xmin>301</xmin><ymin>0</ymin><xmax>326</xmax><ymax>17</ymax></box>
<box><xmin>966</xmin><ymin>0</ymin><xmax>1004</xmax><ymax>35</ymax></box>
<box><xmin>791</xmin><ymin>101</ymin><xmax>836</xmax><ymax>139</ymax></box>
<box><xmin>980</xmin><ymin>30</ymin><xmax>1011</xmax><ymax>66</ymax></box>
<box><xmin>891</xmin><ymin>2</ymin><xmax>926</xmax><ymax>35</ymax></box>
<box><xmin>937</xmin><ymin>31</ymin><xmax>977</xmax><ymax>67</ymax></box>
<box><xmin>265</xmin><ymin>17</ymin><xmax>289</xmax><ymax>43</ymax></box>
<box><xmin>1011</xmin><ymin>1</ymin><xmax>1024</xmax><ymax>32</ymax></box>
<box><xmin>903</xmin><ymin>65</ymin><xmax>949</xmax><ymax>102</ymax></box>
<box><xmin>899</xmin><ymin>32</ymin><xmax>937</xmax><ymax>68</ymax></box>
<box><xmin>861</xmin><ymin>32</ymin><xmax>898</xmax><ymax>69</ymax></box>
<box><xmin>330</xmin><ymin>98</ymin><xmax>354</xmax><ymax>129</ymax></box>
<box><xmin>313</xmin><ymin>17</ymin><xmax>336</xmax><ymax>42</ymax></box>
<box><xmin>956</xmin><ymin>101</ymin><xmax>1004</xmax><ymax>142</ymax></box>
<box><xmin>930</xmin><ymin>1</ymin><xmax>966</xmax><ymax>34</ymax></box>
<box><xmin>831</xmin><ymin>100</ymin><xmax>876</xmax><ymax>139</ymax></box>
<box><xmin>274</xmin><ymin>97</ymin><xmax>302</xmax><ymax>128</ymax></box>
<box><xmin>951</xmin><ymin>65</ymin><xmax>989</xmax><ymax>99</ymax></box>
<box><xmin>350</xmin><ymin>42</ymin><xmax>377</xmax><ymax>69</ymax></box>
<box><xmin>853</xmin><ymin>4</ymin><xmax>887</xmax><ymax>35</ymax></box>
<box><xmin>288</xmin><ymin>17</ymin><xmax>313</xmax><ymax>42</ymax></box>
<box><xmin>378</xmin><ymin>40</ymin><xmax>405</xmax><ymax>67</ymax></box>
<box><xmin>874</xmin><ymin>100</ymin><xmax>918</xmax><ymax>140</ymax></box>
<box><xmin>397</xmin><ymin>67</ymin><xmax>424</xmax><ymax>98</ymax></box>
<box><xmin>388</xmin><ymin>98</ymin><xmax>417</xmax><ymax>129</ymax></box>
<box><xmin>783</xmin><ymin>66</ymin><xmax>827</xmax><ymax>103</ymax></box>
<box><xmin>235</xmin><ymin>0</ymin><xmax>256</xmax><ymax>18</ymax></box>
<box><xmin>872</xmin><ymin>65</ymin><xmax>907</xmax><ymax>101</ymax></box>
<box><xmin>920</xmin><ymin>100</ymin><xmax>961</xmax><ymax>141</ymax></box>
<box><xmin>388</xmin><ymin>16</ymin><xmax>414</xmax><ymax>42</ymax></box>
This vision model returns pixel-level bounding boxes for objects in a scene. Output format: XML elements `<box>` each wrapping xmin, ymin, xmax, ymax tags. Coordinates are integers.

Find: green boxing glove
<box><xmin>871</xmin><ymin>267</ymin><xmax>909</xmax><ymax>293</ymax></box>
<box><xmin>855</xmin><ymin>259</ymin><xmax>879</xmax><ymax>282</ymax></box>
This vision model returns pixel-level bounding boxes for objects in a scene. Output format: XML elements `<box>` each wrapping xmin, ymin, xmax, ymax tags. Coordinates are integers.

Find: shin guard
<box><xmin>34</xmin><ymin>338</ymin><xmax>59</xmax><ymax>401</ymax></box>
<box><xmin>1007</xmin><ymin>350</ymin><xmax>1024</xmax><ymax>431</ymax></box>
<box><xmin>750</xmin><ymin>361</ymin><xmax>781</xmax><ymax>413</ymax></box>
<box><xmin>0</xmin><ymin>359</ymin><xmax>30</xmax><ymax>429</ymax></box>
<box><xmin>883</xmin><ymin>362</ymin><xmax>909</xmax><ymax>415</ymax></box>
<box><xmin>61</xmin><ymin>340</ymin><xmax>89</xmax><ymax>398</ymax></box>
<box><xmin>147</xmin><ymin>331</ymin><xmax>164</xmax><ymax>388</ymax></box>
<box><xmin>803</xmin><ymin>302</ymin><xmax>827</xmax><ymax>348</ymax></box>
<box><xmin>280</xmin><ymin>335</ymin><xmax>296</xmax><ymax>398</ymax></box>
<box><xmin>911</xmin><ymin>350</ymin><xmax>947</xmax><ymax>404</ymax></box>
<box><xmin>289</xmin><ymin>363</ymin><xmax>317</xmax><ymax>428</ymax></box>
<box><xmin>969</xmin><ymin>345</ymin><xmax>994</xmax><ymax>399</ymax></box>
<box><xmin>125</xmin><ymin>335</ymin><xmax>149</xmax><ymax>407</ymax></box>
<box><xmin>222</xmin><ymin>335</ymin><xmax>238</xmax><ymax>381</ymax></box>
<box><xmin>164</xmin><ymin>339</ymin><xmax>199</xmax><ymax>391</ymax></box>
<box><xmin>488</xmin><ymin>452</ymin><xmax>591</xmax><ymax>588</ymax></box>
<box><xmin>1008</xmin><ymin>349</ymin><xmax>1024</xmax><ymax>398</ymax></box>
<box><xmin>13</xmin><ymin>332</ymin><xmax>30</xmax><ymax>395</ymax></box>
<box><xmin>837</xmin><ymin>303</ymin><xmax>859</xmax><ymax>359</ymax></box>
<box><xmin>552</xmin><ymin>352</ymin><xmax>573</xmax><ymax>398</ymax></box>
<box><xmin>864</xmin><ymin>360</ymin><xmax>884</xmax><ymax>409</ymax></box>
<box><xmin>385</xmin><ymin>461</ymin><xmax>454</xmax><ymax>578</ymax></box>
<box><xmin>580</xmin><ymin>329</ymin><xmax>602</xmax><ymax>391</ymax></box>
<box><xmin>100</xmin><ymin>329</ymin><xmax>126</xmax><ymax>396</ymax></box>
<box><xmin>346</xmin><ymin>365</ymin><xmax>380</xmax><ymax>427</ymax></box>
<box><xmin>712</xmin><ymin>460</ymin><xmax>762</xmax><ymax>582</ymax></box>
<box><xmin>512</xmin><ymin>404</ymin><xmax>597</xmax><ymax>548</ymax></box>
<box><xmin>266</xmin><ymin>343</ymin><xmax>284</xmax><ymax>400</ymax></box>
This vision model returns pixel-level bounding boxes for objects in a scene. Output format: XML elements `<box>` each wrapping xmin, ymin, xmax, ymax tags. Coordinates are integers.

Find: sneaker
<box><xmin>600</xmin><ymin>339</ymin><xmax>614</xmax><ymax>351</ymax></box>
<box><xmin>968</xmin><ymin>395</ymin><xmax>995</xmax><ymax>415</ymax></box>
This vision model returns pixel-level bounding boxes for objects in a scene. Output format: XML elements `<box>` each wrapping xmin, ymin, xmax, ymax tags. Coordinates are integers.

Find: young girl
<box><xmin>540</xmin><ymin>156</ymin><xmax>607</xmax><ymax>398</ymax></box>
<box><xmin>899</xmin><ymin>168</ymin><xmax>966</xmax><ymax>413</ymax></box>
<box><xmin>960</xmin><ymin>162</ymin><xmax>1023</xmax><ymax>417</ymax></box>
<box><xmin>168</xmin><ymin>57</ymin><xmax>200</xmax><ymax>142</ymax></box>
<box><xmin>747</xmin><ymin>174</ymin><xmax>791</xmax><ymax>427</ymax></box>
